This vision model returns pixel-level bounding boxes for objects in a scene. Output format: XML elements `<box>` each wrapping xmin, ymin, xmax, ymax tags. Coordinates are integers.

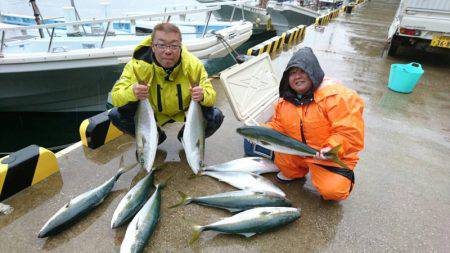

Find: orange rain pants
<box><xmin>265</xmin><ymin>79</ymin><xmax>365</xmax><ymax>201</ymax></box>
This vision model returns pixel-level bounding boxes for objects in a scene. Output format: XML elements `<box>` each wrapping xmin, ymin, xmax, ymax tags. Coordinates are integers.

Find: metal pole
<box><xmin>70</xmin><ymin>0</ymin><xmax>87</xmax><ymax>35</ymax></box>
<box><xmin>202</xmin><ymin>11</ymin><xmax>212</xmax><ymax>38</ymax></box>
<box><xmin>230</xmin><ymin>6</ymin><xmax>236</xmax><ymax>22</ymax></box>
<box><xmin>163</xmin><ymin>7</ymin><xmax>167</xmax><ymax>22</ymax></box>
<box><xmin>47</xmin><ymin>27</ymin><xmax>55</xmax><ymax>52</ymax></box>
<box><xmin>29</xmin><ymin>0</ymin><xmax>45</xmax><ymax>38</ymax></box>
<box><xmin>0</xmin><ymin>31</ymin><xmax>5</xmax><ymax>57</ymax></box>
<box><xmin>101</xmin><ymin>21</ymin><xmax>111</xmax><ymax>48</ymax></box>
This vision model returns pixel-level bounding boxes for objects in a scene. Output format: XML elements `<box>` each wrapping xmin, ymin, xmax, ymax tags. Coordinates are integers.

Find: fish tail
<box><xmin>325</xmin><ymin>145</ymin><xmax>350</xmax><ymax>170</ymax></box>
<box><xmin>151</xmin><ymin>163</ymin><xmax>166</xmax><ymax>172</ymax></box>
<box><xmin>188</xmin><ymin>172</ymin><xmax>202</xmax><ymax>179</ymax></box>
<box><xmin>169</xmin><ymin>191</ymin><xmax>192</xmax><ymax>208</ymax></box>
<box><xmin>189</xmin><ymin>225</ymin><xmax>204</xmax><ymax>245</ymax></box>
<box><xmin>157</xmin><ymin>175</ymin><xmax>173</xmax><ymax>189</ymax></box>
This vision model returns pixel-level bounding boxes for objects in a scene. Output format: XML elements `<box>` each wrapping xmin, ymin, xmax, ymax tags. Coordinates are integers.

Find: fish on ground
<box><xmin>38</xmin><ymin>156</ymin><xmax>136</xmax><ymax>238</ymax></box>
<box><xmin>201</xmin><ymin>157</ymin><xmax>279</xmax><ymax>174</ymax></box>
<box><xmin>236</xmin><ymin>126</ymin><xmax>349</xmax><ymax>169</ymax></box>
<box><xmin>170</xmin><ymin>189</ymin><xmax>291</xmax><ymax>212</ymax></box>
<box><xmin>111</xmin><ymin>168</ymin><xmax>156</xmax><ymax>229</ymax></box>
<box><xmin>197</xmin><ymin>171</ymin><xmax>286</xmax><ymax>197</ymax></box>
<box><xmin>190</xmin><ymin>207</ymin><xmax>301</xmax><ymax>244</ymax></box>
<box><xmin>120</xmin><ymin>179</ymin><xmax>168</xmax><ymax>253</ymax></box>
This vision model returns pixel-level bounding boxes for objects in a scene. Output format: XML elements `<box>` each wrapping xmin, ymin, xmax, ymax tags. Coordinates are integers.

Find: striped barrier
<box><xmin>246</xmin><ymin>35</ymin><xmax>284</xmax><ymax>56</ymax></box>
<box><xmin>282</xmin><ymin>25</ymin><xmax>306</xmax><ymax>46</ymax></box>
<box><xmin>343</xmin><ymin>0</ymin><xmax>365</xmax><ymax>13</ymax></box>
<box><xmin>79</xmin><ymin>110</ymin><xmax>123</xmax><ymax>149</ymax></box>
<box><xmin>315</xmin><ymin>9</ymin><xmax>340</xmax><ymax>26</ymax></box>
<box><xmin>246</xmin><ymin>25</ymin><xmax>306</xmax><ymax>56</ymax></box>
<box><xmin>0</xmin><ymin>145</ymin><xmax>59</xmax><ymax>201</ymax></box>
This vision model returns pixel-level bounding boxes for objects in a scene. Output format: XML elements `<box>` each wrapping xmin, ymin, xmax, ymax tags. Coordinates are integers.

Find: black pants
<box><xmin>108</xmin><ymin>101</ymin><xmax>224</xmax><ymax>141</ymax></box>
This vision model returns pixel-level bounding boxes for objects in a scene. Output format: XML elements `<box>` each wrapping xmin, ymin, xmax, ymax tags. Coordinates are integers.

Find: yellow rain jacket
<box><xmin>111</xmin><ymin>36</ymin><xmax>216</xmax><ymax>125</ymax></box>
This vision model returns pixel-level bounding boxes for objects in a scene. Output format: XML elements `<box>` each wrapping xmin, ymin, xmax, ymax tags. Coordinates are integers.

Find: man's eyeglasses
<box><xmin>153</xmin><ymin>43</ymin><xmax>181</xmax><ymax>51</ymax></box>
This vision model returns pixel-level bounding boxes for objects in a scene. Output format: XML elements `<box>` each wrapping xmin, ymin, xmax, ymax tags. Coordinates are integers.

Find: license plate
<box><xmin>430</xmin><ymin>35</ymin><xmax>450</xmax><ymax>49</ymax></box>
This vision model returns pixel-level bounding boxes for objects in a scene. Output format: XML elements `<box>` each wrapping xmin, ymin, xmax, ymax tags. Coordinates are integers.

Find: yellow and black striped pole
<box><xmin>79</xmin><ymin>110</ymin><xmax>123</xmax><ymax>149</ymax></box>
<box><xmin>0</xmin><ymin>145</ymin><xmax>59</xmax><ymax>201</ymax></box>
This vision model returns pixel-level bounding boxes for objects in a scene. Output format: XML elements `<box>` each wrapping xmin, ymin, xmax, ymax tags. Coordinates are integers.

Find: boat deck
<box><xmin>1</xmin><ymin>0</ymin><xmax>450</xmax><ymax>252</ymax></box>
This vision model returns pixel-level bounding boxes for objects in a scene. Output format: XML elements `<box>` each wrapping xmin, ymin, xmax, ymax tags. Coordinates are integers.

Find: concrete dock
<box><xmin>1</xmin><ymin>0</ymin><xmax>449</xmax><ymax>252</ymax></box>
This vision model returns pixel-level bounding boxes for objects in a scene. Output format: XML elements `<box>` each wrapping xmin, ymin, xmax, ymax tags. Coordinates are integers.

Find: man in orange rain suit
<box><xmin>264</xmin><ymin>47</ymin><xmax>364</xmax><ymax>201</ymax></box>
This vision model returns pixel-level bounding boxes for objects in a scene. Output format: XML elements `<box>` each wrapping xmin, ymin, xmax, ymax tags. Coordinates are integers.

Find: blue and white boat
<box><xmin>0</xmin><ymin>6</ymin><xmax>253</xmax><ymax>112</ymax></box>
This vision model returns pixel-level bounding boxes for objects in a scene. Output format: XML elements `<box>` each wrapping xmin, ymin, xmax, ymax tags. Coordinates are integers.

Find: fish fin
<box><xmin>239</xmin><ymin>232</ymin><xmax>256</xmax><ymax>238</ymax></box>
<box><xmin>260</xmin><ymin>140</ymin><xmax>271</xmax><ymax>146</ymax></box>
<box><xmin>118</xmin><ymin>155</ymin><xmax>125</xmax><ymax>170</ymax></box>
<box><xmin>225</xmin><ymin>208</ymin><xmax>242</xmax><ymax>213</ymax></box>
<box><xmin>189</xmin><ymin>225</ymin><xmax>203</xmax><ymax>245</ymax></box>
<box><xmin>169</xmin><ymin>191</ymin><xmax>192</xmax><ymax>208</ymax></box>
<box><xmin>65</xmin><ymin>201</ymin><xmax>71</xmax><ymax>208</ymax></box>
<box><xmin>324</xmin><ymin>144</ymin><xmax>351</xmax><ymax>170</ymax></box>
<box><xmin>135</xmin><ymin>217</ymin><xmax>140</xmax><ymax>230</ymax></box>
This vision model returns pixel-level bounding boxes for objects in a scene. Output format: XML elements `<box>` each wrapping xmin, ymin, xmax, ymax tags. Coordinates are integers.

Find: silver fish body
<box><xmin>191</xmin><ymin>207</ymin><xmax>301</xmax><ymax>243</ymax></box>
<box><xmin>120</xmin><ymin>184</ymin><xmax>162</xmax><ymax>253</ymax></box>
<box><xmin>237</xmin><ymin>126</ymin><xmax>349</xmax><ymax>169</ymax></box>
<box><xmin>182</xmin><ymin>100</ymin><xmax>205</xmax><ymax>174</ymax></box>
<box><xmin>202</xmin><ymin>157</ymin><xmax>279</xmax><ymax>175</ymax></box>
<box><xmin>236</xmin><ymin>126</ymin><xmax>316</xmax><ymax>156</ymax></box>
<box><xmin>38</xmin><ymin>169</ymin><xmax>124</xmax><ymax>238</ymax></box>
<box><xmin>111</xmin><ymin>172</ymin><xmax>155</xmax><ymax>228</ymax></box>
<box><xmin>135</xmin><ymin>99</ymin><xmax>158</xmax><ymax>172</ymax></box>
<box><xmin>171</xmin><ymin>189</ymin><xmax>291</xmax><ymax>212</ymax></box>
<box><xmin>200</xmin><ymin>171</ymin><xmax>286</xmax><ymax>197</ymax></box>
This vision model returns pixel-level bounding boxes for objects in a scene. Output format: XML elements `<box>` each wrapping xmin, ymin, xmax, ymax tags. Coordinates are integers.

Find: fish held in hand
<box><xmin>237</xmin><ymin>126</ymin><xmax>349</xmax><ymax>169</ymax></box>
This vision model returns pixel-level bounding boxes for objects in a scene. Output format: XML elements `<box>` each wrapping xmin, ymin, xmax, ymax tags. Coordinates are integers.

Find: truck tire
<box><xmin>388</xmin><ymin>36</ymin><xmax>400</xmax><ymax>56</ymax></box>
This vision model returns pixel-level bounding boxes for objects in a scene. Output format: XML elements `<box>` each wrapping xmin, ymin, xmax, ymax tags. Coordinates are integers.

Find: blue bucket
<box><xmin>388</xmin><ymin>62</ymin><xmax>424</xmax><ymax>93</ymax></box>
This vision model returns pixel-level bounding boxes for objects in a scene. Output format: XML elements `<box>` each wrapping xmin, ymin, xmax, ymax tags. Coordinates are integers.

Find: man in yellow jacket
<box><xmin>109</xmin><ymin>23</ymin><xmax>224</xmax><ymax>144</ymax></box>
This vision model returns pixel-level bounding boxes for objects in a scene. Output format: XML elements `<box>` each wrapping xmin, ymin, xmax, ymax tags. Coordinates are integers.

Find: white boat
<box><xmin>0</xmin><ymin>6</ymin><xmax>253</xmax><ymax>112</ymax></box>
<box><xmin>266</xmin><ymin>0</ymin><xmax>319</xmax><ymax>32</ymax></box>
<box><xmin>196</xmin><ymin>0</ymin><xmax>273</xmax><ymax>34</ymax></box>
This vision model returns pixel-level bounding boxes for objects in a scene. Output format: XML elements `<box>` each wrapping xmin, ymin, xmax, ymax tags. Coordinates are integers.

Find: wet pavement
<box><xmin>1</xmin><ymin>0</ymin><xmax>450</xmax><ymax>252</ymax></box>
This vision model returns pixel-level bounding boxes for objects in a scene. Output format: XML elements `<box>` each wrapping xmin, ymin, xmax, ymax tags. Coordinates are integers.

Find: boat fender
<box><xmin>0</xmin><ymin>145</ymin><xmax>59</xmax><ymax>201</ymax></box>
<box><xmin>79</xmin><ymin>110</ymin><xmax>123</xmax><ymax>149</ymax></box>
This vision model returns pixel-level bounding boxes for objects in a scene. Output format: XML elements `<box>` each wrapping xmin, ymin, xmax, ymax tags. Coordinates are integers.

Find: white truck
<box><xmin>387</xmin><ymin>0</ymin><xmax>450</xmax><ymax>56</ymax></box>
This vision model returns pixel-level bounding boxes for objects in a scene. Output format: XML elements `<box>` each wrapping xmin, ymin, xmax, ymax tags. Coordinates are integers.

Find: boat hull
<box><xmin>0</xmin><ymin>64</ymin><xmax>123</xmax><ymax>112</ymax></box>
<box><xmin>209</xmin><ymin>5</ymin><xmax>271</xmax><ymax>34</ymax></box>
<box><xmin>267</xmin><ymin>2</ymin><xmax>318</xmax><ymax>32</ymax></box>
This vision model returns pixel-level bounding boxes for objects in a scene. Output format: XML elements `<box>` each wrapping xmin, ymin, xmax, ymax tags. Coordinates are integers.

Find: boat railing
<box><xmin>0</xmin><ymin>5</ymin><xmax>224</xmax><ymax>57</ymax></box>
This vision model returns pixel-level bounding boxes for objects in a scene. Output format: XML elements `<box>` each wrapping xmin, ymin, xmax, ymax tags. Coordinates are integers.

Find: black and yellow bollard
<box><xmin>79</xmin><ymin>110</ymin><xmax>123</xmax><ymax>149</ymax></box>
<box><xmin>0</xmin><ymin>145</ymin><xmax>59</xmax><ymax>201</ymax></box>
